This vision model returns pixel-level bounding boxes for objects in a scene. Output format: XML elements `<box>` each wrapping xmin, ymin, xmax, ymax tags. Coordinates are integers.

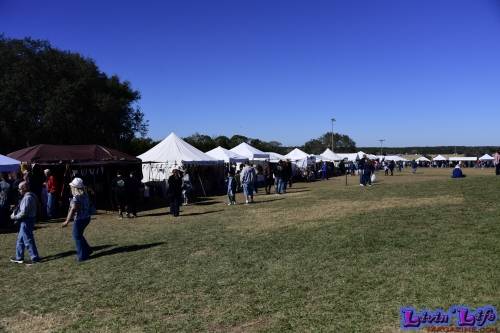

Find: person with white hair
<box><xmin>9</xmin><ymin>181</ymin><xmax>41</xmax><ymax>264</ymax></box>
<box><xmin>62</xmin><ymin>177</ymin><xmax>93</xmax><ymax>262</ymax></box>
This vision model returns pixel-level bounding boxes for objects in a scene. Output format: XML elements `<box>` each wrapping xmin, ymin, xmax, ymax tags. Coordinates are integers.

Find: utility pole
<box><xmin>378</xmin><ymin>139</ymin><xmax>386</xmax><ymax>156</ymax></box>
<box><xmin>331</xmin><ymin>118</ymin><xmax>336</xmax><ymax>151</ymax></box>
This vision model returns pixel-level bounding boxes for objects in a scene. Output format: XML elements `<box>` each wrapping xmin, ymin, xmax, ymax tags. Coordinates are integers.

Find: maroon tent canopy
<box><xmin>8</xmin><ymin>144</ymin><xmax>140</xmax><ymax>165</ymax></box>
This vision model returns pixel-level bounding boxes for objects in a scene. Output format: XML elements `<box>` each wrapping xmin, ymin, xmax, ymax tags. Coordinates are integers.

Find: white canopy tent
<box><xmin>285</xmin><ymin>148</ymin><xmax>310</xmax><ymax>161</ymax></box>
<box><xmin>321</xmin><ymin>148</ymin><xmax>343</xmax><ymax>161</ymax></box>
<box><xmin>206</xmin><ymin>146</ymin><xmax>248</xmax><ymax>164</ymax></box>
<box><xmin>377</xmin><ymin>155</ymin><xmax>407</xmax><ymax>162</ymax></box>
<box><xmin>266</xmin><ymin>152</ymin><xmax>287</xmax><ymax>162</ymax></box>
<box><xmin>230</xmin><ymin>142</ymin><xmax>269</xmax><ymax>160</ymax></box>
<box><xmin>138</xmin><ymin>132</ymin><xmax>222</xmax><ymax>182</ymax></box>
<box><xmin>0</xmin><ymin>154</ymin><xmax>20</xmax><ymax>173</ymax></box>
<box><xmin>433</xmin><ymin>155</ymin><xmax>448</xmax><ymax>161</ymax></box>
<box><xmin>285</xmin><ymin>148</ymin><xmax>315</xmax><ymax>169</ymax></box>
<box><xmin>448</xmin><ymin>156</ymin><xmax>478</xmax><ymax>162</ymax></box>
<box><xmin>479</xmin><ymin>154</ymin><xmax>494</xmax><ymax>161</ymax></box>
<box><xmin>416</xmin><ymin>156</ymin><xmax>431</xmax><ymax>162</ymax></box>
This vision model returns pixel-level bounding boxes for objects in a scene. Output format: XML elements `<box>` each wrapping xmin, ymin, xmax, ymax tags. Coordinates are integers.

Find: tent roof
<box><xmin>138</xmin><ymin>132</ymin><xmax>219</xmax><ymax>165</ymax></box>
<box><xmin>266</xmin><ymin>152</ymin><xmax>287</xmax><ymax>162</ymax></box>
<box><xmin>416</xmin><ymin>156</ymin><xmax>431</xmax><ymax>162</ymax></box>
<box><xmin>8</xmin><ymin>144</ymin><xmax>140</xmax><ymax>165</ymax></box>
<box><xmin>285</xmin><ymin>148</ymin><xmax>310</xmax><ymax>161</ymax></box>
<box><xmin>229</xmin><ymin>142</ymin><xmax>269</xmax><ymax>159</ymax></box>
<box><xmin>479</xmin><ymin>154</ymin><xmax>494</xmax><ymax>161</ymax></box>
<box><xmin>0</xmin><ymin>154</ymin><xmax>20</xmax><ymax>172</ymax></box>
<box><xmin>321</xmin><ymin>148</ymin><xmax>343</xmax><ymax>161</ymax></box>
<box><xmin>206</xmin><ymin>146</ymin><xmax>248</xmax><ymax>163</ymax></box>
<box><xmin>433</xmin><ymin>155</ymin><xmax>448</xmax><ymax>161</ymax></box>
<box><xmin>448</xmin><ymin>156</ymin><xmax>478</xmax><ymax>162</ymax></box>
<box><xmin>377</xmin><ymin>155</ymin><xmax>407</xmax><ymax>162</ymax></box>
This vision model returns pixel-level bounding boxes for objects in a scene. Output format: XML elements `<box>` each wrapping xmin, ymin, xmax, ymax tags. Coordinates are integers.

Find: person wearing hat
<box><xmin>167</xmin><ymin>167</ymin><xmax>183</xmax><ymax>217</ymax></box>
<box><xmin>62</xmin><ymin>178</ymin><xmax>92</xmax><ymax>262</ymax></box>
<box><xmin>9</xmin><ymin>181</ymin><xmax>41</xmax><ymax>264</ymax></box>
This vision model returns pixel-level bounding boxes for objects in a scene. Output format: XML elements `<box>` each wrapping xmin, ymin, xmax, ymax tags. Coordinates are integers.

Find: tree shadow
<box><xmin>42</xmin><ymin>244</ymin><xmax>115</xmax><ymax>262</ymax></box>
<box><xmin>181</xmin><ymin>210</ymin><xmax>224</xmax><ymax>217</ymax></box>
<box><xmin>287</xmin><ymin>189</ymin><xmax>310</xmax><ymax>193</ymax></box>
<box><xmin>90</xmin><ymin>242</ymin><xmax>165</xmax><ymax>259</ymax></box>
<box><xmin>251</xmin><ymin>198</ymin><xmax>285</xmax><ymax>205</ymax></box>
<box><xmin>192</xmin><ymin>200</ymin><xmax>222</xmax><ymax>206</ymax></box>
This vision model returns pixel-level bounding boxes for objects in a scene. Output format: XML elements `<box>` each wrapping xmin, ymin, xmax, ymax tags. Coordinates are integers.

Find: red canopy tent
<box><xmin>8</xmin><ymin>145</ymin><xmax>142</xmax><ymax>209</ymax></box>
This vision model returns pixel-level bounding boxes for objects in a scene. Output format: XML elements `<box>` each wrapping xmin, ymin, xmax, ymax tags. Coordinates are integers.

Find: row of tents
<box><xmin>2</xmin><ymin>133</ymin><xmax>497</xmax><ymax>182</ymax></box>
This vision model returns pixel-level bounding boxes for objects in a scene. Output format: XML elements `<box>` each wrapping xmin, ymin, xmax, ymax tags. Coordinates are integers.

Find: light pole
<box><xmin>331</xmin><ymin>118</ymin><xmax>336</xmax><ymax>151</ymax></box>
<box><xmin>378</xmin><ymin>139</ymin><xmax>386</xmax><ymax>156</ymax></box>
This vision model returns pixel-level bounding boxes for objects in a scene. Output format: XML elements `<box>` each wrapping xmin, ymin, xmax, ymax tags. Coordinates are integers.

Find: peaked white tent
<box><xmin>138</xmin><ymin>132</ymin><xmax>221</xmax><ymax>182</ymax></box>
<box><xmin>321</xmin><ymin>149</ymin><xmax>343</xmax><ymax>161</ymax></box>
<box><xmin>479</xmin><ymin>154</ymin><xmax>494</xmax><ymax>161</ymax></box>
<box><xmin>336</xmin><ymin>153</ymin><xmax>359</xmax><ymax>162</ymax></box>
<box><xmin>285</xmin><ymin>148</ymin><xmax>315</xmax><ymax>170</ymax></box>
<box><xmin>416</xmin><ymin>156</ymin><xmax>431</xmax><ymax>162</ymax></box>
<box><xmin>206</xmin><ymin>146</ymin><xmax>248</xmax><ymax>164</ymax></box>
<box><xmin>230</xmin><ymin>143</ymin><xmax>269</xmax><ymax>160</ymax></box>
<box><xmin>285</xmin><ymin>148</ymin><xmax>310</xmax><ymax>161</ymax></box>
<box><xmin>377</xmin><ymin>155</ymin><xmax>407</xmax><ymax>162</ymax></box>
<box><xmin>433</xmin><ymin>155</ymin><xmax>448</xmax><ymax>161</ymax></box>
<box><xmin>0</xmin><ymin>154</ymin><xmax>20</xmax><ymax>172</ymax></box>
<box><xmin>266</xmin><ymin>152</ymin><xmax>286</xmax><ymax>162</ymax></box>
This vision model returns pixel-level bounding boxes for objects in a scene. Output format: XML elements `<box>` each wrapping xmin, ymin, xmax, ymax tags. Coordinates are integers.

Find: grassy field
<box><xmin>1</xmin><ymin>168</ymin><xmax>499</xmax><ymax>332</ymax></box>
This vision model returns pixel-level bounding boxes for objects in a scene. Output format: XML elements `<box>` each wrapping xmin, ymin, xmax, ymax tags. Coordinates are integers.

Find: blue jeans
<box><xmin>274</xmin><ymin>177</ymin><xmax>282</xmax><ymax>194</ymax></box>
<box><xmin>47</xmin><ymin>192</ymin><xmax>57</xmax><ymax>218</ymax></box>
<box><xmin>73</xmin><ymin>218</ymin><xmax>91</xmax><ymax>261</ymax></box>
<box><xmin>243</xmin><ymin>183</ymin><xmax>254</xmax><ymax>198</ymax></box>
<box><xmin>16</xmin><ymin>218</ymin><xmax>40</xmax><ymax>261</ymax></box>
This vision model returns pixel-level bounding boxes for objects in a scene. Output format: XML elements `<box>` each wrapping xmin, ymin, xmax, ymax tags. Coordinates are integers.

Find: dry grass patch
<box><xmin>0</xmin><ymin>311</ymin><xmax>70</xmax><ymax>333</ymax></box>
<box><xmin>229</xmin><ymin>195</ymin><xmax>465</xmax><ymax>232</ymax></box>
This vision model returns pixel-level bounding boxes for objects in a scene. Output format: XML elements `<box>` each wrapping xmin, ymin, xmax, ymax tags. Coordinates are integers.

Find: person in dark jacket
<box><xmin>263</xmin><ymin>161</ymin><xmax>273</xmax><ymax>195</ymax></box>
<box><xmin>389</xmin><ymin>160</ymin><xmax>396</xmax><ymax>176</ymax></box>
<box><xmin>111</xmin><ymin>172</ymin><xmax>127</xmax><ymax>219</ymax></box>
<box><xmin>126</xmin><ymin>172</ymin><xmax>141</xmax><ymax>218</ymax></box>
<box><xmin>168</xmin><ymin>168</ymin><xmax>183</xmax><ymax>217</ymax></box>
<box><xmin>358</xmin><ymin>156</ymin><xmax>367</xmax><ymax>186</ymax></box>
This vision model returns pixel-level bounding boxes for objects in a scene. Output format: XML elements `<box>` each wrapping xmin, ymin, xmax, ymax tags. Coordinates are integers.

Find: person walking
<box><xmin>240</xmin><ymin>162</ymin><xmax>256</xmax><ymax>204</ymax></box>
<box><xmin>263</xmin><ymin>161</ymin><xmax>273</xmax><ymax>195</ymax></box>
<box><xmin>389</xmin><ymin>160</ymin><xmax>395</xmax><ymax>176</ymax></box>
<box><xmin>274</xmin><ymin>161</ymin><xmax>284</xmax><ymax>194</ymax></box>
<box><xmin>9</xmin><ymin>181</ymin><xmax>40</xmax><ymax>264</ymax></box>
<box><xmin>126</xmin><ymin>172</ymin><xmax>140</xmax><ymax>218</ymax></box>
<box><xmin>321</xmin><ymin>161</ymin><xmax>328</xmax><ymax>180</ymax></box>
<box><xmin>411</xmin><ymin>160</ymin><xmax>418</xmax><ymax>174</ymax></box>
<box><xmin>358</xmin><ymin>155</ymin><xmax>367</xmax><ymax>186</ymax></box>
<box><xmin>111</xmin><ymin>171</ymin><xmax>127</xmax><ymax>219</ymax></box>
<box><xmin>44</xmin><ymin>169</ymin><xmax>59</xmax><ymax>219</ymax></box>
<box><xmin>167</xmin><ymin>167</ymin><xmax>183</xmax><ymax>217</ymax></box>
<box><xmin>62</xmin><ymin>178</ymin><xmax>93</xmax><ymax>262</ymax></box>
<box><xmin>0</xmin><ymin>173</ymin><xmax>11</xmax><ymax>227</ymax></box>
<box><xmin>181</xmin><ymin>170</ymin><xmax>193</xmax><ymax>205</ymax></box>
<box><xmin>494</xmin><ymin>150</ymin><xmax>500</xmax><ymax>176</ymax></box>
<box><xmin>226</xmin><ymin>170</ymin><xmax>237</xmax><ymax>205</ymax></box>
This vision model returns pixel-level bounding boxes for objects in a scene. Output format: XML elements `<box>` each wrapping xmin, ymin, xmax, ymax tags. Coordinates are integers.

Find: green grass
<box><xmin>1</xmin><ymin>168</ymin><xmax>499</xmax><ymax>332</ymax></box>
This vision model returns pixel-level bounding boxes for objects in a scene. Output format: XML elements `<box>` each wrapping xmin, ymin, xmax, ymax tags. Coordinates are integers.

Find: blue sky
<box><xmin>2</xmin><ymin>0</ymin><xmax>500</xmax><ymax>147</ymax></box>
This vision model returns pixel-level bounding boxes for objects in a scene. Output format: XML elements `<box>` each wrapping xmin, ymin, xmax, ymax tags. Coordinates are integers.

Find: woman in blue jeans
<box><xmin>62</xmin><ymin>177</ymin><xmax>92</xmax><ymax>262</ymax></box>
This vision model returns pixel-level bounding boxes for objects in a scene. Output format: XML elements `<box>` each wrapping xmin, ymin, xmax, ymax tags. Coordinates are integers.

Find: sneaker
<box><xmin>227</xmin><ymin>203</ymin><xmax>232</xmax><ymax>206</ymax></box>
<box><xmin>360</xmin><ymin>184</ymin><xmax>365</xmax><ymax>187</ymax></box>
<box><xmin>26</xmin><ymin>258</ymin><xmax>41</xmax><ymax>265</ymax></box>
<box><xmin>9</xmin><ymin>257</ymin><xmax>23</xmax><ymax>264</ymax></box>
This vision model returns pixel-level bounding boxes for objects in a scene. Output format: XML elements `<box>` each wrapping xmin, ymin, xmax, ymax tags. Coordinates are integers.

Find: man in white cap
<box><xmin>10</xmin><ymin>181</ymin><xmax>41</xmax><ymax>264</ymax></box>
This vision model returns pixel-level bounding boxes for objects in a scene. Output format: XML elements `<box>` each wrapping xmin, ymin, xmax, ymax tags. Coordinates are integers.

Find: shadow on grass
<box><xmin>42</xmin><ymin>244</ymin><xmax>115</xmax><ymax>262</ymax></box>
<box><xmin>192</xmin><ymin>200</ymin><xmax>222</xmax><ymax>206</ymax></box>
<box><xmin>286</xmin><ymin>189</ymin><xmax>311</xmax><ymax>194</ymax></box>
<box><xmin>90</xmin><ymin>242</ymin><xmax>165</xmax><ymax>260</ymax></box>
<box><xmin>251</xmin><ymin>198</ymin><xmax>285</xmax><ymax>205</ymax></box>
<box><xmin>141</xmin><ymin>211</ymin><xmax>170</xmax><ymax>217</ymax></box>
<box><xmin>182</xmin><ymin>210</ymin><xmax>224</xmax><ymax>217</ymax></box>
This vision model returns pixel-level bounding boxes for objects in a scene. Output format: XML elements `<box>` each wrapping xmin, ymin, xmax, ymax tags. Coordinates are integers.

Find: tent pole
<box><xmin>198</xmin><ymin>174</ymin><xmax>207</xmax><ymax>197</ymax></box>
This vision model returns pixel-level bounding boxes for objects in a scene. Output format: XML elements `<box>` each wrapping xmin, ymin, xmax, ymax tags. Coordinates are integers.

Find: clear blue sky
<box><xmin>2</xmin><ymin>0</ymin><xmax>500</xmax><ymax>147</ymax></box>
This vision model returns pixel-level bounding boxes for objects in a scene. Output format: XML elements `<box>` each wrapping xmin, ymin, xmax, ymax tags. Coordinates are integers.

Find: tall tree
<box><xmin>0</xmin><ymin>36</ymin><xmax>147</xmax><ymax>154</ymax></box>
<box><xmin>183</xmin><ymin>133</ymin><xmax>216</xmax><ymax>152</ymax></box>
<box><xmin>303</xmin><ymin>132</ymin><xmax>356</xmax><ymax>154</ymax></box>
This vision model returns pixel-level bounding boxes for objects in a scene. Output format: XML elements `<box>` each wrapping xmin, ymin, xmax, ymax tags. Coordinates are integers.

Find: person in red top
<box><xmin>44</xmin><ymin>169</ymin><xmax>59</xmax><ymax>218</ymax></box>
